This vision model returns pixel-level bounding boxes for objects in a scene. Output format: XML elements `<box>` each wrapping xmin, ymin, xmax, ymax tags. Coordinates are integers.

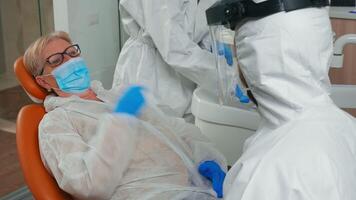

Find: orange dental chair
<box><xmin>14</xmin><ymin>57</ymin><xmax>72</xmax><ymax>200</ymax></box>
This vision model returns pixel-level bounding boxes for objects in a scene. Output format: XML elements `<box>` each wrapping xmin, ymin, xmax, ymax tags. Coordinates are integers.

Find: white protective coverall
<box><xmin>113</xmin><ymin>0</ymin><xmax>219</xmax><ymax>118</ymax></box>
<box><xmin>224</xmin><ymin>7</ymin><xmax>356</xmax><ymax>200</ymax></box>
<box><xmin>38</xmin><ymin>80</ymin><xmax>227</xmax><ymax>200</ymax></box>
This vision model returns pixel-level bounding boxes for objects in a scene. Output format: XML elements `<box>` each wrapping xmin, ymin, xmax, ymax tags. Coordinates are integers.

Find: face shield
<box><xmin>210</xmin><ymin>25</ymin><xmax>253</xmax><ymax>108</ymax></box>
<box><xmin>206</xmin><ymin>0</ymin><xmax>254</xmax><ymax>109</ymax></box>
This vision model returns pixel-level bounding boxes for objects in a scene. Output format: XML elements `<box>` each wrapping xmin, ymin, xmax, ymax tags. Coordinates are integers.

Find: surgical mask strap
<box><xmin>37</xmin><ymin>73</ymin><xmax>61</xmax><ymax>93</ymax></box>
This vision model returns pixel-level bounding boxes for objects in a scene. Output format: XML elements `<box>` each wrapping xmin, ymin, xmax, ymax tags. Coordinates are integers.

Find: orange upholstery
<box><xmin>14</xmin><ymin>57</ymin><xmax>72</xmax><ymax>199</ymax></box>
<box><xmin>16</xmin><ymin>105</ymin><xmax>72</xmax><ymax>200</ymax></box>
<box><xmin>14</xmin><ymin>57</ymin><xmax>48</xmax><ymax>101</ymax></box>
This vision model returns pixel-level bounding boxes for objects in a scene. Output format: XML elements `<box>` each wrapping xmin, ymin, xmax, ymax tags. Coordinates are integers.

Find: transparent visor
<box><xmin>209</xmin><ymin>25</ymin><xmax>254</xmax><ymax>109</ymax></box>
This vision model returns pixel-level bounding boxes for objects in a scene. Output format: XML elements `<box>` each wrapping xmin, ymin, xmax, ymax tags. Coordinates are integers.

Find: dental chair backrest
<box><xmin>14</xmin><ymin>57</ymin><xmax>48</xmax><ymax>102</ymax></box>
<box><xmin>14</xmin><ymin>57</ymin><xmax>72</xmax><ymax>200</ymax></box>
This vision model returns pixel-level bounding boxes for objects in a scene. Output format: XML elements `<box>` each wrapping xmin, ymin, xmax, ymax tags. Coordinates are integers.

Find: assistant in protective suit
<box><xmin>23</xmin><ymin>31</ymin><xmax>227</xmax><ymax>199</ymax></box>
<box><xmin>113</xmin><ymin>0</ymin><xmax>221</xmax><ymax>119</ymax></box>
<box><xmin>206</xmin><ymin>0</ymin><xmax>356</xmax><ymax>199</ymax></box>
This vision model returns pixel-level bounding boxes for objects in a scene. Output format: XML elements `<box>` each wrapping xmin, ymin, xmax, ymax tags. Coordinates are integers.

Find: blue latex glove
<box><xmin>217</xmin><ymin>42</ymin><xmax>233</xmax><ymax>66</ymax></box>
<box><xmin>114</xmin><ymin>86</ymin><xmax>145</xmax><ymax>116</ymax></box>
<box><xmin>235</xmin><ymin>84</ymin><xmax>250</xmax><ymax>104</ymax></box>
<box><xmin>198</xmin><ymin>161</ymin><xmax>226</xmax><ymax>198</ymax></box>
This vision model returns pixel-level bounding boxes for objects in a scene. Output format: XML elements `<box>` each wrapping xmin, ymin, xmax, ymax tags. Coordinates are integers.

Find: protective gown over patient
<box><xmin>38</xmin><ymin>81</ymin><xmax>227</xmax><ymax>200</ymax></box>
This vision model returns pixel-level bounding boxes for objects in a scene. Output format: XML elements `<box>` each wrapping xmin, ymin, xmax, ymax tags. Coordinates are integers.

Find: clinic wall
<box><xmin>329</xmin><ymin>18</ymin><xmax>356</xmax><ymax>116</ymax></box>
<box><xmin>0</xmin><ymin>0</ymin><xmax>53</xmax><ymax>75</ymax></box>
<box><xmin>0</xmin><ymin>0</ymin><xmax>41</xmax><ymax>75</ymax></box>
<box><xmin>53</xmin><ymin>0</ymin><xmax>120</xmax><ymax>89</ymax></box>
<box><xmin>329</xmin><ymin>19</ymin><xmax>356</xmax><ymax>84</ymax></box>
<box><xmin>0</xmin><ymin>12</ymin><xmax>5</xmax><ymax>74</ymax></box>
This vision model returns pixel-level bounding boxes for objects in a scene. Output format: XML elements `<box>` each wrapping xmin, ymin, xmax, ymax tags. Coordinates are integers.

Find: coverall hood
<box><xmin>235</xmin><ymin>7</ymin><xmax>334</xmax><ymax>127</ymax></box>
<box><xmin>224</xmin><ymin>7</ymin><xmax>356</xmax><ymax>200</ymax></box>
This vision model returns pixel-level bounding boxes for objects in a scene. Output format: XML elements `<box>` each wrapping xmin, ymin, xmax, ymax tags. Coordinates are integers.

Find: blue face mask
<box><xmin>51</xmin><ymin>57</ymin><xmax>91</xmax><ymax>93</ymax></box>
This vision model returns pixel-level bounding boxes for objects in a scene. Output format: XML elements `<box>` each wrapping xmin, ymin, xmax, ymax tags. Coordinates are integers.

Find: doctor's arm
<box><xmin>137</xmin><ymin>89</ymin><xmax>227</xmax><ymax>197</ymax></box>
<box><xmin>38</xmin><ymin>110</ymin><xmax>138</xmax><ymax>200</ymax></box>
<box><xmin>120</xmin><ymin>0</ymin><xmax>219</xmax><ymax>91</ymax></box>
<box><xmin>168</xmin><ymin>116</ymin><xmax>227</xmax><ymax>171</ymax></box>
<box><xmin>140</xmin><ymin>98</ymin><xmax>227</xmax><ymax>171</ymax></box>
<box><xmin>166</xmin><ymin>116</ymin><xmax>227</xmax><ymax>198</ymax></box>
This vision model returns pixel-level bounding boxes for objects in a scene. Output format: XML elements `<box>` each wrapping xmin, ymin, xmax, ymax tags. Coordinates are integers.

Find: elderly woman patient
<box><xmin>23</xmin><ymin>31</ymin><xmax>227</xmax><ymax>200</ymax></box>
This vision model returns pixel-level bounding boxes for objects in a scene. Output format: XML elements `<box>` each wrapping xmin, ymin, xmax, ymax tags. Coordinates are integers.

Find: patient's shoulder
<box><xmin>39</xmin><ymin>108</ymin><xmax>74</xmax><ymax>135</ymax></box>
<box><xmin>42</xmin><ymin>107</ymin><xmax>67</xmax><ymax>122</ymax></box>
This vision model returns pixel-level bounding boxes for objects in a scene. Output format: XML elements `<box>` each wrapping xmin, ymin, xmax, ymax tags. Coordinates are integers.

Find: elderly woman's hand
<box><xmin>114</xmin><ymin>85</ymin><xmax>146</xmax><ymax>116</ymax></box>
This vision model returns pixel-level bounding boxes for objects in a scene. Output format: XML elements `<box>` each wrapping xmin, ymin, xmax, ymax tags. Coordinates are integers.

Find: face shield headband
<box><xmin>205</xmin><ymin>0</ymin><xmax>329</xmax><ymax>31</ymax></box>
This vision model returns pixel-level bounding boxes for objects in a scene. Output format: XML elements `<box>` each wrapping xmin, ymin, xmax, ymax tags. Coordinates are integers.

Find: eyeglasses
<box><xmin>44</xmin><ymin>44</ymin><xmax>81</xmax><ymax>68</ymax></box>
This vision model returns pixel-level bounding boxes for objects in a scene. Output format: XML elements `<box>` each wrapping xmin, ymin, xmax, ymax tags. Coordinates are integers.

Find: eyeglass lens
<box><xmin>46</xmin><ymin>44</ymin><xmax>81</xmax><ymax>66</ymax></box>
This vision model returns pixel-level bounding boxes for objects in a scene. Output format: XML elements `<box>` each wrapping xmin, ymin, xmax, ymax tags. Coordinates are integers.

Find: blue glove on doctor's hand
<box><xmin>235</xmin><ymin>84</ymin><xmax>250</xmax><ymax>104</ymax></box>
<box><xmin>198</xmin><ymin>161</ymin><xmax>226</xmax><ymax>198</ymax></box>
<box><xmin>114</xmin><ymin>85</ymin><xmax>146</xmax><ymax>116</ymax></box>
<box><xmin>217</xmin><ymin>42</ymin><xmax>233</xmax><ymax>66</ymax></box>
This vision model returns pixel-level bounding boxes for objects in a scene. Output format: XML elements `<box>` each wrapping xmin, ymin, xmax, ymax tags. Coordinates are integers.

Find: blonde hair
<box><xmin>23</xmin><ymin>31</ymin><xmax>72</xmax><ymax>76</ymax></box>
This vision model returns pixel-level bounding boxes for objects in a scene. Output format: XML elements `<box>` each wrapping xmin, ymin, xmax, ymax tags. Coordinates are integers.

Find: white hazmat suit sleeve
<box><xmin>169</xmin><ymin>117</ymin><xmax>228</xmax><ymax>171</ymax></box>
<box><xmin>141</xmin><ymin>102</ymin><xmax>228</xmax><ymax>172</ymax></box>
<box><xmin>119</xmin><ymin>0</ymin><xmax>218</xmax><ymax>91</ymax></box>
<box><xmin>39</xmin><ymin>110</ymin><xmax>138</xmax><ymax>200</ymax></box>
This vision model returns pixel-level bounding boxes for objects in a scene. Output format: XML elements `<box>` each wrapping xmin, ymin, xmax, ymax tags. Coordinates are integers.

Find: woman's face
<box><xmin>35</xmin><ymin>39</ymin><xmax>75</xmax><ymax>96</ymax></box>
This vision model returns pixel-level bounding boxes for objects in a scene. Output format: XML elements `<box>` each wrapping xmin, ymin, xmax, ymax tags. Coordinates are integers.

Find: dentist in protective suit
<box><xmin>206</xmin><ymin>0</ymin><xmax>356</xmax><ymax>199</ymax></box>
<box><xmin>113</xmin><ymin>0</ymin><xmax>220</xmax><ymax>119</ymax></box>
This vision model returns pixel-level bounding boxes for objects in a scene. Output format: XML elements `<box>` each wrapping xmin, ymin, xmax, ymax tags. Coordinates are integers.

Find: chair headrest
<box><xmin>14</xmin><ymin>57</ymin><xmax>48</xmax><ymax>103</ymax></box>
